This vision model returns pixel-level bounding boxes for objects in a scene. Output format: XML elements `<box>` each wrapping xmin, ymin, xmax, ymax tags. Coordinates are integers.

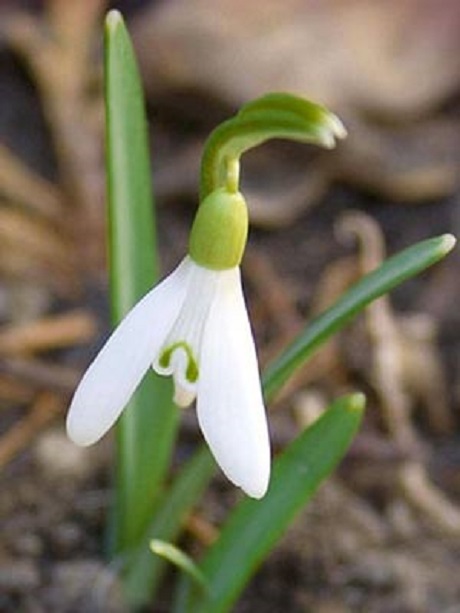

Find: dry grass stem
<box><xmin>0</xmin><ymin>310</ymin><xmax>97</xmax><ymax>356</ymax></box>
<box><xmin>0</xmin><ymin>391</ymin><xmax>63</xmax><ymax>469</ymax></box>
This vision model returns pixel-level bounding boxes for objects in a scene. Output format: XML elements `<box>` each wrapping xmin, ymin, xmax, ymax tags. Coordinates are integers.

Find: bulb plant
<box><xmin>66</xmin><ymin>11</ymin><xmax>456</xmax><ymax>611</ymax></box>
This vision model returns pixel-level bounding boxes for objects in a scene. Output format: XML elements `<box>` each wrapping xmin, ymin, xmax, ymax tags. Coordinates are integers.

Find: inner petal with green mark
<box><xmin>158</xmin><ymin>342</ymin><xmax>199</xmax><ymax>408</ymax></box>
<box><xmin>151</xmin><ymin>257</ymin><xmax>226</xmax><ymax>407</ymax></box>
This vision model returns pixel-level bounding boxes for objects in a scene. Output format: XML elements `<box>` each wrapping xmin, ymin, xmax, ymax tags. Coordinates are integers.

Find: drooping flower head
<box><xmin>66</xmin><ymin>93</ymin><xmax>346</xmax><ymax>499</ymax></box>
<box><xmin>67</xmin><ymin>188</ymin><xmax>271</xmax><ymax>498</ymax></box>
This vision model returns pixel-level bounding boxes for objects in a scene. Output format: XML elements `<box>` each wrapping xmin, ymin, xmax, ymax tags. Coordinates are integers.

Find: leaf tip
<box><xmin>105</xmin><ymin>9</ymin><xmax>124</xmax><ymax>32</ymax></box>
<box><xmin>346</xmin><ymin>392</ymin><xmax>366</xmax><ymax>415</ymax></box>
<box><xmin>440</xmin><ymin>233</ymin><xmax>456</xmax><ymax>255</ymax></box>
<box><xmin>149</xmin><ymin>539</ymin><xmax>209</xmax><ymax>590</ymax></box>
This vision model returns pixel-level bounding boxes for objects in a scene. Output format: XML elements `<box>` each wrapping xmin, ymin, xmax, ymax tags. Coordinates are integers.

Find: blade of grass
<box><xmin>150</xmin><ymin>540</ymin><xmax>209</xmax><ymax>591</ymax></box>
<box><xmin>263</xmin><ymin>234</ymin><xmax>456</xmax><ymax>400</ymax></box>
<box><xmin>104</xmin><ymin>10</ymin><xmax>179</xmax><ymax>553</ymax></box>
<box><xmin>180</xmin><ymin>394</ymin><xmax>365</xmax><ymax>613</ymax></box>
<box><xmin>122</xmin><ymin>447</ymin><xmax>215</xmax><ymax>608</ymax></box>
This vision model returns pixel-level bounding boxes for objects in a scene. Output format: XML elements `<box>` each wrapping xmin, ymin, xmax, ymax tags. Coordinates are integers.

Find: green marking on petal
<box><xmin>159</xmin><ymin>342</ymin><xmax>199</xmax><ymax>383</ymax></box>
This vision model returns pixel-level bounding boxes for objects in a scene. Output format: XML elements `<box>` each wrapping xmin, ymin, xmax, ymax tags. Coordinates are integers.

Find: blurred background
<box><xmin>0</xmin><ymin>1</ymin><xmax>459</xmax><ymax>610</ymax></box>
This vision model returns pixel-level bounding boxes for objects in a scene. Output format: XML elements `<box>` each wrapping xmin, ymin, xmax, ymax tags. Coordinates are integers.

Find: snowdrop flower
<box><xmin>67</xmin><ymin>188</ymin><xmax>270</xmax><ymax>498</ymax></box>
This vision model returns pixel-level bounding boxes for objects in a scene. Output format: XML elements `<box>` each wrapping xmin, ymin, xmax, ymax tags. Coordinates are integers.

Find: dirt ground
<box><xmin>0</xmin><ymin>2</ymin><xmax>459</xmax><ymax>612</ymax></box>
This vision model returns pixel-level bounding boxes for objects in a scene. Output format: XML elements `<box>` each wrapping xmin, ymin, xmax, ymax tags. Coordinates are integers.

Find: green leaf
<box><xmin>200</xmin><ymin>93</ymin><xmax>345</xmax><ymax>199</ymax></box>
<box><xmin>104</xmin><ymin>10</ymin><xmax>179</xmax><ymax>553</ymax></box>
<box><xmin>263</xmin><ymin>234</ymin><xmax>456</xmax><ymax>401</ymax></box>
<box><xmin>184</xmin><ymin>394</ymin><xmax>365</xmax><ymax>613</ymax></box>
<box><xmin>150</xmin><ymin>540</ymin><xmax>209</xmax><ymax>591</ymax></box>
<box><xmin>122</xmin><ymin>447</ymin><xmax>215</xmax><ymax>608</ymax></box>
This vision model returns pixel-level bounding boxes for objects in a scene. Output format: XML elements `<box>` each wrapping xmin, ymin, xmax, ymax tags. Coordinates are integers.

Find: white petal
<box><xmin>170</xmin><ymin>348</ymin><xmax>197</xmax><ymax>408</ymax></box>
<box><xmin>153</xmin><ymin>259</ymin><xmax>221</xmax><ymax>407</ymax></box>
<box><xmin>197</xmin><ymin>268</ymin><xmax>270</xmax><ymax>498</ymax></box>
<box><xmin>66</xmin><ymin>258</ymin><xmax>192</xmax><ymax>446</ymax></box>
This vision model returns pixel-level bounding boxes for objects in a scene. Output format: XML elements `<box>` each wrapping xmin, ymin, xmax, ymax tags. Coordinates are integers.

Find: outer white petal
<box><xmin>197</xmin><ymin>267</ymin><xmax>270</xmax><ymax>499</ymax></box>
<box><xmin>66</xmin><ymin>258</ymin><xmax>192</xmax><ymax>446</ymax></box>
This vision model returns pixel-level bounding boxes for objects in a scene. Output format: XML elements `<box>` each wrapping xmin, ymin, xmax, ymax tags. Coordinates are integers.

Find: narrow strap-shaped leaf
<box><xmin>104</xmin><ymin>10</ymin><xmax>178</xmax><ymax>553</ymax></box>
<box><xmin>182</xmin><ymin>394</ymin><xmax>364</xmax><ymax>613</ymax></box>
<box><xmin>122</xmin><ymin>447</ymin><xmax>215</xmax><ymax>608</ymax></box>
<box><xmin>263</xmin><ymin>234</ymin><xmax>456</xmax><ymax>401</ymax></box>
<box><xmin>200</xmin><ymin>93</ymin><xmax>345</xmax><ymax>199</ymax></box>
<box><xmin>150</xmin><ymin>540</ymin><xmax>209</xmax><ymax>591</ymax></box>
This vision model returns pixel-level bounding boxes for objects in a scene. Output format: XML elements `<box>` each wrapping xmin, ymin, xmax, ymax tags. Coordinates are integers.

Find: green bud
<box><xmin>188</xmin><ymin>188</ymin><xmax>248</xmax><ymax>270</ymax></box>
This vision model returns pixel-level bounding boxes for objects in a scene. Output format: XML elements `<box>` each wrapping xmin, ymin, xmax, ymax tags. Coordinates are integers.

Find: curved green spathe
<box><xmin>200</xmin><ymin>92</ymin><xmax>346</xmax><ymax>200</ymax></box>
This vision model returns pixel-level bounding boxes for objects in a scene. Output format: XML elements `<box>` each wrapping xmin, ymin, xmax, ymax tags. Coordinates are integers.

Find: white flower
<box><xmin>66</xmin><ymin>256</ymin><xmax>270</xmax><ymax>499</ymax></box>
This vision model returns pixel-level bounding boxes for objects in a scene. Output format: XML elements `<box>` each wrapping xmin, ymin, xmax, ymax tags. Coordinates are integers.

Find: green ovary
<box><xmin>188</xmin><ymin>187</ymin><xmax>248</xmax><ymax>270</ymax></box>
